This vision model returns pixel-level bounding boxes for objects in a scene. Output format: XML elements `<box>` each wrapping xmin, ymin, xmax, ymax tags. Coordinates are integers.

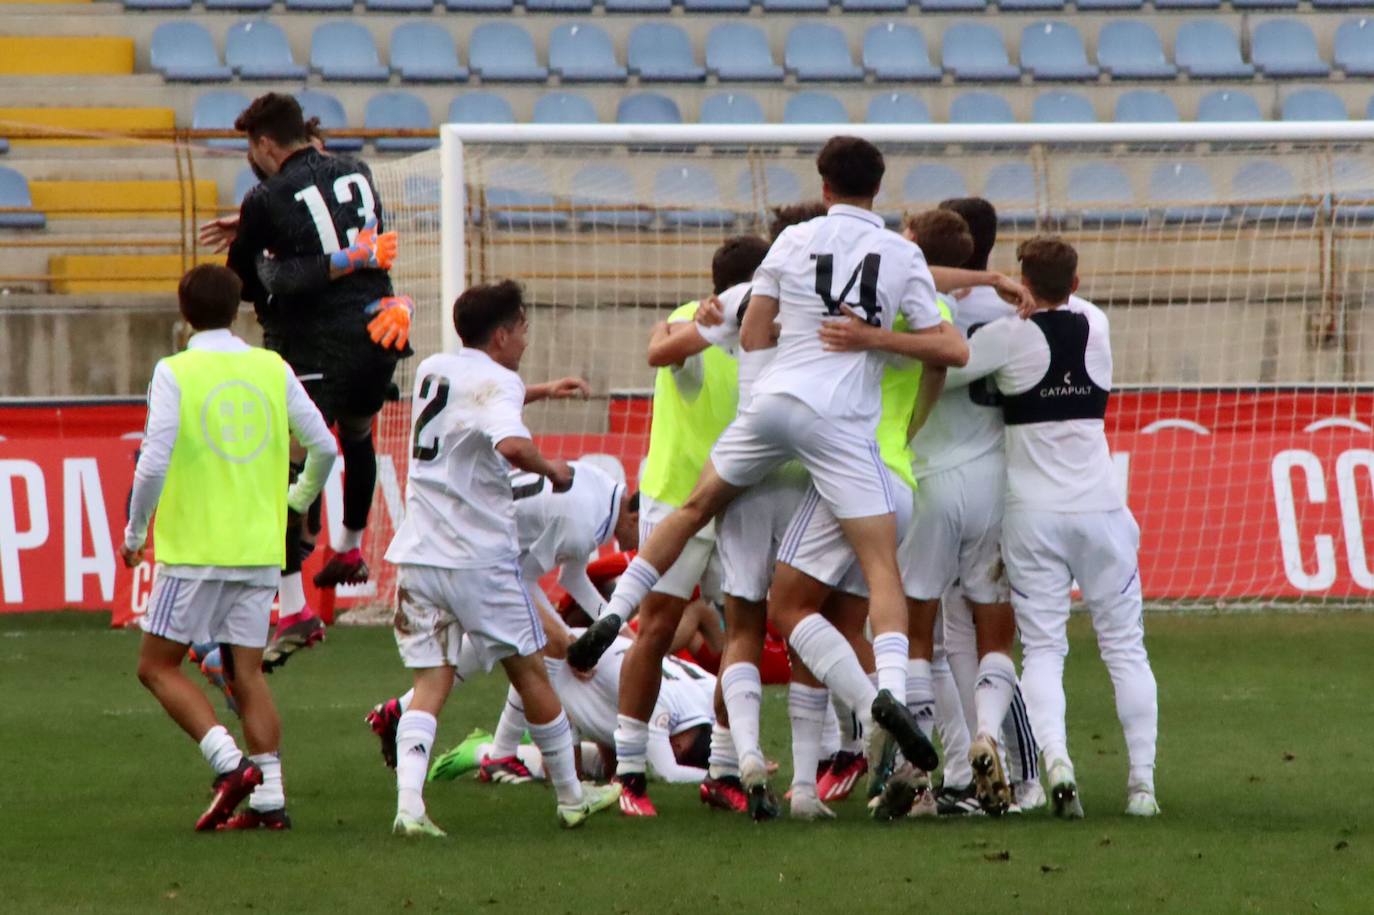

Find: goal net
<box><xmin>362</xmin><ymin>123</ymin><xmax>1374</xmax><ymax>615</ymax></box>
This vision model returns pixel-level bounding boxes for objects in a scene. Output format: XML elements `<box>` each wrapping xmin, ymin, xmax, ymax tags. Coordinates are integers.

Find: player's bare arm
<box><xmin>739</xmin><ymin>293</ymin><xmax>781</xmax><ymax>352</ymax></box>
<box><xmin>525</xmin><ymin>377</ymin><xmax>592</xmax><ymax>403</ymax></box>
<box><xmin>907</xmin><ymin>364</ymin><xmax>946</xmax><ymax>441</ymax></box>
<box><xmin>496</xmin><ymin>436</ymin><xmax>574</xmax><ymax>492</ymax></box>
<box><xmin>818</xmin><ymin>306</ymin><xmax>969</xmax><ymax>367</ymax></box>
<box><xmin>647</xmin><ymin>319</ymin><xmax>711</xmax><ymax>367</ymax></box>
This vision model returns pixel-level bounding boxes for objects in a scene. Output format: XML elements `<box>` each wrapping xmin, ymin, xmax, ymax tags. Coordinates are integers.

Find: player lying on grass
<box><xmin>122</xmin><ymin>265</ymin><xmax>337</xmax><ymax>832</ymax></box>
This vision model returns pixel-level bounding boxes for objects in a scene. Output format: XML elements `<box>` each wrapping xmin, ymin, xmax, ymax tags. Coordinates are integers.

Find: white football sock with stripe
<box><xmin>905</xmin><ymin>657</ymin><xmax>936</xmax><ymax>742</ymax></box>
<box><xmin>604</xmin><ymin>557</ymin><xmax>660</xmax><ymax>621</ymax></box>
<box><xmin>614</xmin><ymin>715</ymin><xmax>649</xmax><ymax>777</ymax></box>
<box><xmin>788</xmin><ymin>683</ymin><xmax>830</xmax><ymax>792</ymax></box>
<box><xmin>708</xmin><ymin>724</ymin><xmax>739</xmax><ymax>780</ymax></box>
<box><xmin>395</xmin><ymin>710</ymin><xmax>436</xmax><ymax>819</ymax></box>
<box><xmin>248</xmin><ymin>752</ymin><xmax>284</xmax><ymax>812</ymax></box>
<box><xmin>528</xmin><ymin>712</ymin><xmax>582</xmax><ymax>806</ymax></box>
<box><xmin>720</xmin><ymin>662</ymin><xmax>764</xmax><ymax>771</ymax></box>
<box><xmin>490</xmin><ymin>686</ymin><xmax>527</xmax><ymax>760</ymax></box>
<box><xmin>974</xmin><ymin>652</ymin><xmax>1019</xmax><ymax>740</ymax></box>
<box><xmin>873</xmin><ymin>632</ymin><xmax>911</xmax><ymax>700</ymax></box>
<box><xmin>787</xmin><ymin>614</ymin><xmax>878</xmax><ymax>734</ymax></box>
<box><xmin>198</xmin><ymin>725</ymin><xmax>243</xmax><ymax>776</ymax></box>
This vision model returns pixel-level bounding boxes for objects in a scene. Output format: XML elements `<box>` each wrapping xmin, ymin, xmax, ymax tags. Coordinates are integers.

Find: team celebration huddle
<box><xmin>124</xmin><ymin>90</ymin><xmax>1158</xmax><ymax>836</ymax></box>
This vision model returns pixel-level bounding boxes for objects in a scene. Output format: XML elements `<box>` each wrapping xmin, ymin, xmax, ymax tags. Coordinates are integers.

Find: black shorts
<box><xmin>271</xmin><ymin>325</ymin><xmax>400</xmax><ymax>423</ymax></box>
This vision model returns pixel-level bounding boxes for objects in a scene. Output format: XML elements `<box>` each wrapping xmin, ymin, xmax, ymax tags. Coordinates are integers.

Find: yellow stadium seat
<box><xmin>0</xmin><ymin>38</ymin><xmax>133</xmax><ymax>76</ymax></box>
<box><xmin>0</xmin><ymin>107</ymin><xmax>174</xmax><ymax>146</ymax></box>
<box><xmin>29</xmin><ymin>180</ymin><xmax>219</xmax><ymax>219</ymax></box>
<box><xmin>49</xmin><ymin>254</ymin><xmax>216</xmax><ymax>294</ymax></box>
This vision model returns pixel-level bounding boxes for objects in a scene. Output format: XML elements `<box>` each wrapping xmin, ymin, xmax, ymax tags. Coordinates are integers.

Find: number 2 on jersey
<box><xmin>411</xmin><ymin>374</ymin><xmax>450</xmax><ymax>462</ymax></box>
<box><xmin>814</xmin><ymin>253</ymin><xmax>882</xmax><ymax>326</ymax></box>
<box><xmin>293</xmin><ymin>174</ymin><xmax>377</xmax><ymax>253</ymax></box>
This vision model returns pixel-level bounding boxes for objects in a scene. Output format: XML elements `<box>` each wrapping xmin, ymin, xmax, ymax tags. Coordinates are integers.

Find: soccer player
<box><xmin>383</xmin><ymin>279</ymin><xmax>620</xmax><ymax>835</ymax></box>
<box><xmin>122</xmin><ymin>265</ymin><xmax>337</xmax><ymax>831</ymax></box>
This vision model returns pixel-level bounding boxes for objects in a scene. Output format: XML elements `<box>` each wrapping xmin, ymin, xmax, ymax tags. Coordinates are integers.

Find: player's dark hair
<box><xmin>711</xmin><ymin>235</ymin><xmax>769</xmax><ymax>294</ymax></box>
<box><xmin>938</xmin><ymin>197</ymin><xmax>998</xmax><ymax>271</ymax></box>
<box><xmin>680</xmin><ymin>724</ymin><xmax>711</xmax><ymax>770</ymax></box>
<box><xmin>304</xmin><ymin>116</ymin><xmax>326</xmax><ymax>148</ymax></box>
<box><xmin>1017</xmin><ymin>236</ymin><xmax>1078</xmax><ymax>304</ymax></box>
<box><xmin>768</xmin><ymin>201</ymin><xmax>828</xmax><ymax>242</ymax></box>
<box><xmin>234</xmin><ymin>92</ymin><xmax>309</xmax><ymax>147</ymax></box>
<box><xmin>816</xmin><ymin>136</ymin><xmax>885</xmax><ymax>200</ymax></box>
<box><xmin>905</xmin><ymin>209</ymin><xmax>975</xmax><ymax>269</ymax></box>
<box><xmin>178</xmin><ymin>264</ymin><xmax>242</xmax><ymax>331</ymax></box>
<box><xmin>454</xmin><ymin>279</ymin><xmax>526</xmax><ymax>347</ymax></box>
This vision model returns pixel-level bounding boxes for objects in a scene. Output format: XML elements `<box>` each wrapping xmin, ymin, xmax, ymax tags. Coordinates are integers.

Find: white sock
<box><xmin>395</xmin><ymin>710</ymin><xmax>437</xmax><ymax>819</ymax></box>
<box><xmin>605</xmin><ymin>556</ymin><xmax>660</xmax><ymax>621</ymax></box>
<box><xmin>787</xmin><ymin>615</ymin><xmax>878</xmax><ymax>730</ymax></box>
<box><xmin>579</xmin><ymin>742</ymin><xmax>606</xmax><ymax>781</ymax></box>
<box><xmin>614</xmin><ymin>715</ymin><xmax>650</xmax><ymax>776</ymax></box>
<box><xmin>516</xmin><ymin>742</ymin><xmax>546</xmax><ymax>780</ymax></box>
<box><xmin>528</xmin><ymin>712</ymin><xmax>582</xmax><ymax>807</ymax></box>
<box><xmin>198</xmin><ymin>725</ymin><xmax>243</xmax><ymax>776</ymax></box>
<box><xmin>279</xmin><ymin>573</ymin><xmax>306</xmax><ymax>618</ymax></box>
<box><xmin>788</xmin><ymin>683</ymin><xmax>830</xmax><ymax>791</ymax></box>
<box><xmin>872</xmin><ymin>632</ymin><xmax>910</xmax><ymax>700</ymax></box>
<box><xmin>337</xmin><ymin>526</ymin><xmax>363</xmax><ymax>552</ymax></box>
<box><xmin>720</xmin><ymin>663</ymin><xmax>764</xmax><ymax>770</ymax></box>
<box><xmin>398</xmin><ymin>689</ymin><xmax>414</xmax><ymax>714</ymax></box>
<box><xmin>820</xmin><ymin>701</ymin><xmax>842</xmax><ymax>758</ymax></box>
<box><xmin>933</xmin><ymin>655</ymin><xmax>973</xmax><ymax>789</ymax></box>
<box><xmin>833</xmin><ymin>695</ymin><xmax>861</xmax><ymax>754</ymax></box>
<box><xmin>248</xmin><ymin>752</ymin><xmax>284</xmax><ymax>812</ymax></box>
<box><xmin>1021</xmin><ymin>650</ymin><xmax>1069</xmax><ymax>769</ymax></box>
<box><xmin>708</xmin><ymin>723</ymin><xmax>739</xmax><ymax>780</ymax></box>
<box><xmin>903</xmin><ymin>657</ymin><xmax>936</xmax><ymax>742</ymax></box>
<box><xmin>490</xmin><ymin>686</ymin><xmax>527</xmax><ymax>760</ymax></box>
<box><xmin>974</xmin><ymin>652</ymin><xmax>1019</xmax><ymax>740</ymax></box>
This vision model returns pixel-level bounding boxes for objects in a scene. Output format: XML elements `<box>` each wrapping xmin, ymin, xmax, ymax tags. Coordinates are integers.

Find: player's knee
<box><xmin>136</xmin><ymin>655</ymin><xmax>172</xmax><ymax>690</ymax></box>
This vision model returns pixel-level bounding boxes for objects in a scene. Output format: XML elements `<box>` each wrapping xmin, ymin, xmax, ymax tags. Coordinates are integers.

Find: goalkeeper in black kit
<box><xmin>225</xmin><ymin>92</ymin><xmax>413</xmax><ymax>670</ymax></box>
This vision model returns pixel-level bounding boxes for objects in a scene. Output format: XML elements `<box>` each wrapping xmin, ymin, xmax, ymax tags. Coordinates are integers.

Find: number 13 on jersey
<box><xmin>293</xmin><ymin>173</ymin><xmax>377</xmax><ymax>253</ymax></box>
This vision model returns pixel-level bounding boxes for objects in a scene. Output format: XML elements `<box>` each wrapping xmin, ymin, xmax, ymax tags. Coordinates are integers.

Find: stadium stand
<box><xmin>365</xmin><ymin>92</ymin><xmax>438</xmax><ymax>152</ymax></box>
<box><xmin>1334</xmin><ymin>18</ymin><xmax>1374</xmax><ymax>77</ymax></box>
<box><xmin>0</xmin><ymin>167</ymin><xmax>47</xmax><ymax>229</ymax></box>
<box><xmin>782</xmin><ymin>91</ymin><xmax>849</xmax><ymax>124</ymax></box>
<box><xmin>296</xmin><ymin>89</ymin><xmax>363</xmax><ymax>151</ymax></box>
<box><xmin>861</xmin><ymin>23</ymin><xmax>940</xmax><ymax>82</ymax></box>
<box><xmin>654</xmin><ymin>164</ymin><xmax>734</xmax><ymax>228</ymax></box>
<box><xmin>700</xmin><ymin>92</ymin><xmax>765</xmax><ymax>124</ymax></box>
<box><xmin>570</xmin><ymin>164</ymin><xmax>653</xmax><ymax>227</ymax></box>
<box><xmin>1251</xmin><ymin>20</ymin><xmax>1331</xmax><ymax>78</ymax></box>
<box><xmin>616</xmin><ymin>92</ymin><xmax>681</xmax><ymax>124</ymax></box>
<box><xmin>1281</xmin><ymin>88</ymin><xmax>1350</xmax><ymax>121</ymax></box>
<box><xmin>533</xmin><ymin>91</ymin><xmax>600</xmax><ymax>124</ymax></box>
<box><xmin>389</xmin><ymin>22</ymin><xmax>468</xmax><ymax>82</ymax></box>
<box><xmin>1174</xmin><ymin>21</ymin><xmax>1255</xmax><ymax>79</ymax></box>
<box><xmin>469</xmin><ymin>23</ymin><xmax>548</xmax><ymax>82</ymax></box>
<box><xmin>949</xmin><ymin>91</ymin><xmax>1016</xmax><ymax>124</ymax></box>
<box><xmin>1149</xmin><ymin>162</ymin><xmax>1231</xmax><ymax>224</ymax></box>
<box><xmin>1062</xmin><ymin>163</ymin><xmax>1148</xmax><ymax>226</ymax></box>
<box><xmin>785</xmin><ymin>23</ymin><xmax>864</xmax><ymax>81</ymax></box>
<box><xmin>549</xmin><ymin>23</ymin><xmax>627</xmax><ymax>83</ymax></box>
<box><xmin>448</xmin><ymin>92</ymin><xmax>516</xmax><ymax>123</ymax></box>
<box><xmin>628</xmin><ymin>24</ymin><xmax>704</xmax><ymax>82</ymax></box>
<box><xmin>226</xmin><ymin>20</ymin><xmax>307</xmax><ymax>80</ymax></box>
<box><xmin>1096</xmin><ymin>21</ymin><xmax>1177</xmax><ymax>80</ymax></box>
<box><xmin>1231</xmin><ymin>161</ymin><xmax>1317</xmax><ymax>223</ymax></box>
<box><xmin>941</xmin><ymin>23</ymin><xmax>1020</xmax><ymax>81</ymax></box>
<box><xmin>737</xmin><ymin>164</ymin><xmax>803</xmax><ymax>206</ymax></box>
<box><xmin>1033</xmin><ymin>91</ymin><xmax>1096</xmax><ymax>124</ymax></box>
<box><xmin>705</xmin><ymin>24</ymin><xmax>783</xmax><ymax>82</ymax></box>
<box><xmin>1197</xmin><ymin>90</ymin><xmax>1264</xmax><ymax>122</ymax></box>
<box><xmin>310</xmin><ymin>21</ymin><xmax>390</xmax><ymax>82</ymax></box>
<box><xmin>866</xmin><ymin>92</ymin><xmax>932</xmax><ymax>124</ymax></box>
<box><xmin>1019</xmin><ymin>21</ymin><xmax>1098</xmax><ymax>81</ymax></box>
<box><xmin>1115</xmin><ymin>90</ymin><xmax>1182</xmax><ymax>123</ymax></box>
<box><xmin>149</xmin><ymin>23</ymin><xmax>231</xmax><ymax>82</ymax></box>
<box><xmin>192</xmin><ymin>90</ymin><xmax>251</xmax><ymax>149</ymax></box>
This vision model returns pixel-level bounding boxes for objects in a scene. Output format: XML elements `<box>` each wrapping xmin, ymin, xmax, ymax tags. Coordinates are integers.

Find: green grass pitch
<box><xmin>3</xmin><ymin>611</ymin><xmax>1370</xmax><ymax>914</ymax></box>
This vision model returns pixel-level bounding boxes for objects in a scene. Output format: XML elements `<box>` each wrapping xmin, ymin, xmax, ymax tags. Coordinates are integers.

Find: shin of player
<box><xmin>124</xmin><ymin>266</ymin><xmax>337</xmax><ymax>831</ymax></box>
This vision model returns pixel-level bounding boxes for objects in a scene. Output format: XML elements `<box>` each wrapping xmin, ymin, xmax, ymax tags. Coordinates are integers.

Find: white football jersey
<box><xmin>514</xmin><ymin>460</ymin><xmax>623</xmax><ymax>580</ymax></box>
<box><xmin>749</xmin><ymin>204</ymin><xmax>943</xmax><ymax>431</ymax></box>
<box><xmin>386</xmin><ymin>349</ymin><xmax>529</xmax><ymax>569</ymax></box>
<box><xmin>695</xmin><ymin>282</ymin><xmax>775</xmax><ymax>411</ymax></box>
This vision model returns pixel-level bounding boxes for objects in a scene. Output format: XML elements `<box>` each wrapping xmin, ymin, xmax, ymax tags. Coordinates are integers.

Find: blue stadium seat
<box><xmin>1032</xmin><ymin>92</ymin><xmax>1095</xmax><ymax>123</ymax></box>
<box><xmin>124</xmin><ymin>0</ymin><xmax>191</xmax><ymax>10</ymax></box>
<box><xmin>366</xmin><ymin>0</ymin><xmax>434</xmax><ymax>11</ymax></box>
<box><xmin>655</xmin><ymin>165</ymin><xmax>735</xmax><ymax>228</ymax></box>
<box><xmin>1096</xmin><ymin>22</ymin><xmax>1176</xmax><ymax>80</ymax></box>
<box><xmin>571</xmin><ymin>164</ymin><xmax>652</xmax><ymax>228</ymax></box>
<box><xmin>365</xmin><ymin>92</ymin><xmax>436</xmax><ymax>152</ymax></box>
<box><xmin>233</xmin><ymin>167</ymin><xmax>258</xmax><ymax>204</ymax></box>
<box><xmin>549</xmin><ymin>24</ymin><xmax>626</xmax><ymax>83</ymax></box>
<box><xmin>941</xmin><ymin>24</ymin><xmax>1020</xmax><ymax>82</ymax></box>
<box><xmin>706</xmin><ymin>25</ymin><xmax>783</xmax><ymax>82</ymax></box>
<box><xmin>1020</xmin><ymin>21</ymin><xmax>1098</xmax><ymax>81</ymax></box>
<box><xmin>527</xmin><ymin>0</ymin><xmax>593</xmax><ymax>11</ymax></box>
<box><xmin>533</xmin><ymin>92</ymin><xmax>599</xmax><ymax>124</ymax></box>
<box><xmin>843</xmin><ymin>0</ymin><xmax>908</xmax><ymax>10</ymax></box>
<box><xmin>1231</xmin><ymin>161</ymin><xmax>1315</xmax><ymax>223</ymax></box>
<box><xmin>207</xmin><ymin>0</ymin><xmax>269</xmax><ymax>8</ymax></box>
<box><xmin>1175</xmin><ymin>21</ymin><xmax>1254</xmax><ymax>79</ymax></box>
<box><xmin>904</xmin><ymin>164</ymin><xmax>967</xmax><ymax>205</ymax></box>
<box><xmin>1335</xmin><ymin>18</ymin><xmax>1374</xmax><ymax>77</ymax></box>
<box><xmin>1197</xmin><ymin>90</ymin><xmax>1264</xmax><ymax>122</ymax></box>
<box><xmin>683</xmin><ymin>0</ymin><xmax>752</xmax><ymax>10</ymax></box>
<box><xmin>629</xmin><ymin>24</ymin><xmax>705</xmax><ymax>82</ymax></box>
<box><xmin>470</xmin><ymin>23</ymin><xmax>548</xmax><ymax>82</ymax></box>
<box><xmin>736</xmin><ymin>164</ymin><xmax>803</xmax><ymax>207</ymax></box>
<box><xmin>786</xmin><ymin>24</ymin><xmax>863</xmax><ymax>82</ymax></box>
<box><xmin>999</xmin><ymin>0</ymin><xmax>1063</xmax><ymax>12</ymax></box>
<box><xmin>783</xmin><ymin>92</ymin><xmax>849</xmax><ymax>124</ymax></box>
<box><xmin>1331</xmin><ymin>156</ymin><xmax>1374</xmax><ymax>222</ymax></box>
<box><xmin>193</xmin><ymin>91</ymin><xmax>251</xmax><ymax>150</ymax></box>
<box><xmin>1155</xmin><ymin>0</ymin><xmax>1217</xmax><ymax>7</ymax></box>
<box><xmin>1064</xmin><ymin>163</ymin><xmax>1146</xmax><ymax>225</ymax></box>
<box><xmin>0</xmin><ymin>167</ymin><xmax>46</xmax><ymax>229</ymax></box>
<box><xmin>919</xmin><ymin>0</ymin><xmax>984</xmax><ymax>8</ymax></box>
<box><xmin>1233</xmin><ymin>0</ymin><xmax>1297</xmax><ymax>9</ymax></box>
<box><xmin>150</xmin><ymin>23</ymin><xmax>231</xmax><ymax>82</ymax></box>
<box><xmin>297</xmin><ymin>90</ymin><xmax>363</xmax><ymax>151</ymax></box>
<box><xmin>286</xmin><ymin>0</ymin><xmax>351</xmax><ymax>12</ymax></box>
<box><xmin>1114</xmin><ymin>90</ymin><xmax>1180</xmax><ymax>123</ymax></box>
<box><xmin>764</xmin><ymin>0</ymin><xmax>829</xmax><ymax>10</ymax></box>
<box><xmin>1368</xmin><ymin>96</ymin><xmax>1374</xmax><ymax>119</ymax></box>
<box><xmin>390</xmin><ymin>23</ymin><xmax>467</xmax><ymax>82</ymax></box>
<box><xmin>616</xmin><ymin>93</ymin><xmax>682</xmax><ymax>124</ymax></box>
<box><xmin>866</xmin><ymin>92</ymin><xmax>932</xmax><ymax>124</ymax></box>
<box><xmin>311</xmin><ymin>22</ymin><xmax>389</xmax><ymax>82</ymax></box>
<box><xmin>1076</xmin><ymin>0</ymin><xmax>1141</xmax><ymax>9</ymax></box>
<box><xmin>227</xmin><ymin>21</ymin><xmax>307</xmax><ymax>81</ymax></box>
<box><xmin>700</xmin><ymin>92</ymin><xmax>765</xmax><ymax>124</ymax></box>
<box><xmin>983</xmin><ymin>162</ymin><xmax>1039</xmax><ymax>225</ymax></box>
<box><xmin>1314</xmin><ymin>0</ymin><xmax>1374</xmax><ymax>7</ymax></box>
<box><xmin>447</xmin><ymin>92</ymin><xmax>515</xmax><ymax>123</ymax></box>
<box><xmin>863</xmin><ymin>23</ymin><xmax>940</xmax><ymax>82</ymax></box>
<box><xmin>606</xmin><ymin>0</ymin><xmax>670</xmax><ymax>9</ymax></box>
<box><xmin>488</xmin><ymin>165</ymin><xmax>568</xmax><ymax>230</ymax></box>
<box><xmin>445</xmin><ymin>0</ymin><xmax>512</xmax><ymax>9</ymax></box>
<box><xmin>949</xmin><ymin>91</ymin><xmax>1014</xmax><ymax>124</ymax></box>
<box><xmin>1252</xmin><ymin>21</ymin><xmax>1330</xmax><ymax>78</ymax></box>
<box><xmin>1149</xmin><ymin>162</ymin><xmax>1230</xmax><ymax>224</ymax></box>
<box><xmin>1281</xmin><ymin>89</ymin><xmax>1348</xmax><ymax>121</ymax></box>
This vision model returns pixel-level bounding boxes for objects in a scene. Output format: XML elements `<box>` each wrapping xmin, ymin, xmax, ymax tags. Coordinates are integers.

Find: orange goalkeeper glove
<box><xmin>331</xmin><ymin>221</ymin><xmax>397</xmax><ymax>274</ymax></box>
<box><xmin>366</xmin><ymin>295</ymin><xmax>414</xmax><ymax>350</ymax></box>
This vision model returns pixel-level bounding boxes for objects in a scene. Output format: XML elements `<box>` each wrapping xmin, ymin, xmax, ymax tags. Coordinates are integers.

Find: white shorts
<box><xmin>141</xmin><ymin>572</ymin><xmax>276</xmax><ymax>649</ymax></box>
<box><xmin>780</xmin><ymin>470</ymin><xmax>913</xmax><ymax>596</ymax></box>
<box><xmin>393</xmin><ymin>562</ymin><xmax>547</xmax><ymax>671</ymax></box>
<box><xmin>716</xmin><ymin>464</ymin><xmax>809</xmax><ymax>602</ymax></box>
<box><xmin>902</xmin><ymin>454</ymin><xmax>1010</xmax><ymax>605</ymax></box>
<box><xmin>711</xmin><ymin>393</ymin><xmax>897</xmax><ymax>521</ymax></box>
<box><xmin>640</xmin><ymin>494</ymin><xmax>717</xmax><ymax>601</ymax></box>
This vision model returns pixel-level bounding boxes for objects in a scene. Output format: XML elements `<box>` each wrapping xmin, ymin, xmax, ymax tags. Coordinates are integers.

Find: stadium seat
<box><xmin>365</xmin><ymin>92</ymin><xmax>436</xmax><ymax>152</ymax></box>
<box><xmin>1063</xmin><ymin>163</ymin><xmax>1146</xmax><ymax>226</ymax></box>
<box><xmin>843</xmin><ymin>0</ymin><xmax>908</xmax><ymax>10</ymax></box>
<box><xmin>1232</xmin><ymin>0</ymin><xmax>1297</xmax><ymax>8</ymax></box>
<box><xmin>941</xmin><ymin>24</ymin><xmax>1020</xmax><ymax>82</ymax></box>
<box><xmin>706</xmin><ymin>25</ymin><xmax>783</xmax><ymax>82</ymax></box>
<box><xmin>444</xmin><ymin>0</ymin><xmax>513</xmax><ymax>8</ymax></box>
<box><xmin>1114</xmin><ymin>90</ymin><xmax>1180</xmax><ymax>123</ymax></box>
<box><xmin>783</xmin><ymin>92</ymin><xmax>849</xmax><ymax>124</ymax></box>
<box><xmin>683</xmin><ymin>0</ymin><xmax>752</xmax><ymax>10</ymax></box>
<box><xmin>919</xmin><ymin>0</ymin><xmax>985</xmax><ymax>9</ymax></box>
<box><xmin>1175</xmin><ymin>21</ymin><xmax>1254</xmax><ymax>80</ymax></box>
<box><xmin>311</xmin><ymin>22</ymin><xmax>389</xmax><ymax>82</ymax></box>
<box><xmin>571</xmin><ymin>164</ymin><xmax>652</xmax><ymax>228</ymax></box>
<box><xmin>903</xmin><ymin>164</ymin><xmax>968</xmax><ymax>205</ymax></box>
<box><xmin>764</xmin><ymin>0</ymin><xmax>829</xmax><ymax>10</ymax></box>
<box><xmin>1281</xmin><ymin>89</ymin><xmax>1348</xmax><ymax>121</ymax></box>
<box><xmin>606</xmin><ymin>0</ymin><xmax>672</xmax><ymax>9</ymax></box>
<box><xmin>736</xmin><ymin>164</ymin><xmax>803</xmax><ymax>207</ymax></box>
<box><xmin>1032</xmin><ymin>91</ymin><xmax>1096</xmax><ymax>123</ymax></box>
<box><xmin>999</xmin><ymin>0</ymin><xmax>1064</xmax><ymax>14</ymax></box>
<box><xmin>1231</xmin><ymin>161</ymin><xmax>1315</xmax><ymax>223</ymax></box>
<box><xmin>628</xmin><ymin>24</ymin><xmax>705</xmax><ymax>82</ymax></box>
<box><xmin>1197</xmin><ymin>90</ymin><xmax>1264</xmax><ymax>122</ymax></box>
<box><xmin>1019</xmin><ymin>22</ymin><xmax>1099</xmax><ymax>81</ymax></box>
<box><xmin>488</xmin><ymin>165</ymin><xmax>568</xmax><ymax>230</ymax></box>
<box><xmin>470</xmin><ymin>23</ymin><xmax>548</xmax><ymax>82</ymax></box>
<box><xmin>1076</xmin><ymin>0</ymin><xmax>1142</xmax><ymax>9</ymax></box>
<box><xmin>193</xmin><ymin>91</ymin><xmax>251</xmax><ymax>150</ymax></box>
<box><xmin>367</xmin><ymin>0</ymin><xmax>435</xmax><ymax>11</ymax></box>
<box><xmin>862</xmin><ymin>23</ymin><xmax>940</xmax><ymax>82</ymax></box>
<box><xmin>616</xmin><ymin>93</ymin><xmax>682</xmax><ymax>124</ymax></box>
<box><xmin>655</xmin><ymin>164</ymin><xmax>735</xmax><ymax>228</ymax></box>
<box><xmin>1331</xmin><ymin>156</ymin><xmax>1374</xmax><ymax>222</ymax></box>
<box><xmin>0</xmin><ymin>167</ymin><xmax>47</xmax><ymax>229</ymax></box>
<box><xmin>1096</xmin><ymin>22</ymin><xmax>1176</xmax><ymax>80</ymax></box>
<box><xmin>549</xmin><ymin>24</ymin><xmax>626</xmax><ymax>83</ymax></box>
<box><xmin>527</xmin><ymin>0</ymin><xmax>594</xmax><ymax>11</ymax></box>
<box><xmin>533</xmin><ymin>92</ymin><xmax>599</xmax><ymax>124</ymax></box>
<box><xmin>866</xmin><ymin>92</ymin><xmax>932</xmax><ymax>124</ymax></box>
<box><xmin>1314</xmin><ymin>0</ymin><xmax>1374</xmax><ymax>7</ymax></box>
<box><xmin>150</xmin><ymin>23</ymin><xmax>231</xmax><ymax>82</ymax></box>
<box><xmin>1149</xmin><ymin>162</ymin><xmax>1230</xmax><ymax>224</ymax></box>
<box><xmin>1335</xmin><ymin>19</ymin><xmax>1374</xmax><ymax>77</ymax></box>
<box><xmin>285</xmin><ymin>0</ymin><xmax>351</xmax><ymax>12</ymax></box>
<box><xmin>983</xmin><ymin>162</ymin><xmax>1039</xmax><ymax>225</ymax></box>
<box><xmin>949</xmin><ymin>91</ymin><xmax>1014</xmax><ymax>124</ymax></box>
<box><xmin>1155</xmin><ymin>0</ymin><xmax>1219</xmax><ymax>7</ymax></box>
<box><xmin>233</xmin><ymin>167</ymin><xmax>257</xmax><ymax>204</ymax></box>
<box><xmin>786</xmin><ymin>24</ymin><xmax>863</xmax><ymax>82</ymax></box>
<box><xmin>447</xmin><ymin>92</ymin><xmax>515</xmax><ymax>123</ymax></box>
<box><xmin>390</xmin><ymin>22</ymin><xmax>468</xmax><ymax>82</ymax></box>
<box><xmin>226</xmin><ymin>21</ymin><xmax>307</xmax><ymax>81</ymax></box>
<box><xmin>124</xmin><ymin>0</ymin><xmax>191</xmax><ymax>10</ymax></box>
<box><xmin>1252</xmin><ymin>21</ymin><xmax>1330</xmax><ymax>79</ymax></box>
<box><xmin>700</xmin><ymin>92</ymin><xmax>765</xmax><ymax>124</ymax></box>
<box><xmin>297</xmin><ymin>90</ymin><xmax>362</xmax><ymax>151</ymax></box>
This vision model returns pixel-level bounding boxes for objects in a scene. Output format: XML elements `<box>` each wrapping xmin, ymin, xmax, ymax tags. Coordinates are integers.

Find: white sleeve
<box><xmin>945</xmin><ymin>317</ymin><xmax>1016</xmax><ymax>390</ymax></box>
<box><xmin>750</xmin><ymin>230</ymin><xmax>793</xmax><ymax>300</ymax></box>
<box><xmin>695</xmin><ymin>318</ymin><xmax>738</xmax><ymax>352</ymax></box>
<box><xmin>897</xmin><ymin>249</ymin><xmax>944</xmax><ymax>331</ymax></box>
<box><xmin>486</xmin><ymin>373</ymin><xmax>533</xmax><ymax>445</ymax></box>
<box><xmin>558</xmin><ymin>560</ymin><xmax>609</xmax><ymax>620</ymax></box>
<box><xmin>645</xmin><ymin>725</ymin><xmax>707</xmax><ymax>784</ymax></box>
<box><xmin>284</xmin><ymin>367</ymin><xmax>339</xmax><ymax>514</ymax></box>
<box><xmin>124</xmin><ymin>361</ymin><xmax>180</xmax><ymax>550</ymax></box>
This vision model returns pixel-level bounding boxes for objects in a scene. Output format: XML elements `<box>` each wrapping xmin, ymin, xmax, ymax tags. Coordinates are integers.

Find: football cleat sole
<box><xmin>969</xmin><ymin>734</ymin><xmax>1013</xmax><ymax>817</ymax></box>
<box><xmin>566</xmin><ymin>613</ymin><xmax>621</xmax><ymax>672</ymax></box>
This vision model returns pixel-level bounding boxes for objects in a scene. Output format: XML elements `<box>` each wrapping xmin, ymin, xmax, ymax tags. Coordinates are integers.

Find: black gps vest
<box><xmin>1001</xmin><ymin>310</ymin><xmax>1110</xmax><ymax>426</ymax></box>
